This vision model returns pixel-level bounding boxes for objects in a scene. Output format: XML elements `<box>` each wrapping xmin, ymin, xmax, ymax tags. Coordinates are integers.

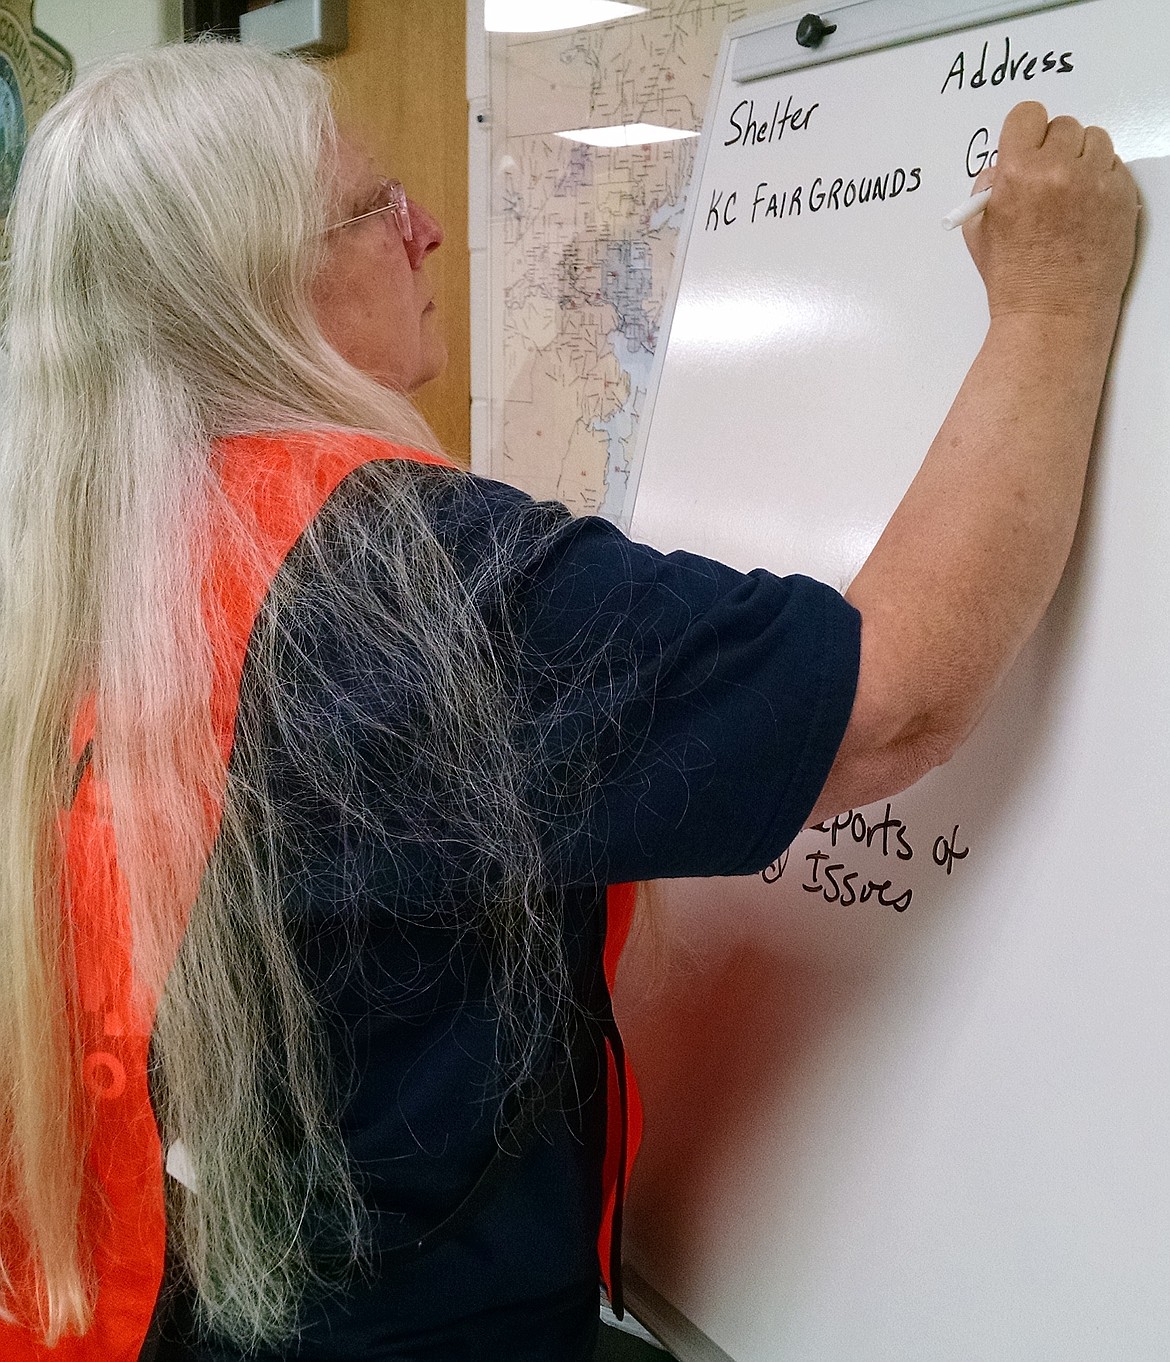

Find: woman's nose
<box><xmin>404</xmin><ymin>199</ymin><xmax>444</xmax><ymax>269</ymax></box>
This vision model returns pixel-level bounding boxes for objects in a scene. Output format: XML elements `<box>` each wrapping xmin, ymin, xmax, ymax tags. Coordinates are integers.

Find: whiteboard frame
<box><xmin>619</xmin><ymin>0</ymin><xmax>1107</xmax><ymax>1353</ymax></box>
<box><xmin>732</xmin><ymin>0</ymin><xmax>1089</xmax><ymax>83</ymax></box>
<box><xmin>620</xmin><ymin>0</ymin><xmax>1087</xmax><ymax>536</ymax></box>
<box><xmin>624</xmin><ymin>1266</ymin><xmax>736</xmax><ymax>1362</ymax></box>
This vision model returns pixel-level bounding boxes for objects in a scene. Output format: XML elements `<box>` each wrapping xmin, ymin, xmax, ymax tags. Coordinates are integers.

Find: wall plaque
<box><xmin>0</xmin><ymin>3</ymin><xmax>71</xmax><ymax>236</ymax></box>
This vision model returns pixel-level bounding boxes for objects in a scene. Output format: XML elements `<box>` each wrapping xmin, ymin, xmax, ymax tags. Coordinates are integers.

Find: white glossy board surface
<box><xmin>620</xmin><ymin>2</ymin><xmax>1170</xmax><ymax>1359</ymax></box>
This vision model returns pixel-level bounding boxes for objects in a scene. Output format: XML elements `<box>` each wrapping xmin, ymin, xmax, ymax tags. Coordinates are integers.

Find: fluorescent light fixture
<box><xmin>485</xmin><ymin>1</ymin><xmax>646</xmax><ymax>34</ymax></box>
<box><xmin>557</xmin><ymin>123</ymin><xmax>698</xmax><ymax>147</ymax></box>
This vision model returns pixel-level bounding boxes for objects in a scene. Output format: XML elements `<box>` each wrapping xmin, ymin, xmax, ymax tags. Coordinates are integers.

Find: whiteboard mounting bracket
<box><xmin>239</xmin><ymin>0</ymin><xmax>348</xmax><ymax>57</ymax></box>
<box><xmin>733</xmin><ymin>0</ymin><xmax>1088</xmax><ymax>83</ymax></box>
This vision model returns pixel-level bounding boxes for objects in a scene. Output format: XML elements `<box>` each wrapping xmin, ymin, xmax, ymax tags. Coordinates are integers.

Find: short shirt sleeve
<box><xmin>416</xmin><ymin>471</ymin><xmax>861</xmax><ymax>886</ymax></box>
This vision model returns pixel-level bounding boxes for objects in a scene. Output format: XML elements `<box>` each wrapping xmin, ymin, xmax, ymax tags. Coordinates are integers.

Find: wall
<box><xmin>34</xmin><ymin>0</ymin><xmax>181</xmax><ymax>69</ymax></box>
<box><xmin>326</xmin><ymin>0</ymin><xmax>471</xmax><ymax>458</ymax></box>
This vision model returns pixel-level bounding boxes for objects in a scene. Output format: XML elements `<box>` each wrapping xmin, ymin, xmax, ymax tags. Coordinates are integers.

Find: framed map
<box><xmin>484</xmin><ymin>1</ymin><xmax>774</xmax><ymax>523</ymax></box>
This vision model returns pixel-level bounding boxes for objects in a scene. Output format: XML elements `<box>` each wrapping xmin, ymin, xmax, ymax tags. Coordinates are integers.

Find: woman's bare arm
<box><xmin>810</xmin><ymin>103</ymin><xmax>1139</xmax><ymax>823</ymax></box>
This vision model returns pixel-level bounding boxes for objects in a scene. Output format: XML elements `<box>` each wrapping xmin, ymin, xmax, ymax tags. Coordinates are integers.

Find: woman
<box><xmin>0</xmin><ymin>40</ymin><xmax>1136</xmax><ymax>1362</ymax></box>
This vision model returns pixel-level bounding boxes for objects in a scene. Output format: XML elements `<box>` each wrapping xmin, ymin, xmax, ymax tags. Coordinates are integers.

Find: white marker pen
<box><xmin>942</xmin><ymin>187</ymin><xmax>993</xmax><ymax>230</ymax></box>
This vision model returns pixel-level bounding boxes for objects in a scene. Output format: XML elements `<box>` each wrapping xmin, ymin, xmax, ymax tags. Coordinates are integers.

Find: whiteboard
<box><xmin>617</xmin><ymin>2</ymin><xmax>1170</xmax><ymax>1359</ymax></box>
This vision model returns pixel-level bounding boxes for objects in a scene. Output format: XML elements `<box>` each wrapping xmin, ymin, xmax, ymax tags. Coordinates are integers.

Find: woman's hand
<box><xmin>810</xmin><ymin>103</ymin><xmax>1139</xmax><ymax>824</ymax></box>
<box><xmin>964</xmin><ymin>101</ymin><xmax>1139</xmax><ymax>324</ymax></box>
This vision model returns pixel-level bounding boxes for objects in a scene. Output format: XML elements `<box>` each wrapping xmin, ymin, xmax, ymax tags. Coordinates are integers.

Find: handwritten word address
<box><xmin>759</xmin><ymin>802</ymin><xmax>971</xmax><ymax>914</ymax></box>
<box><xmin>941</xmin><ymin>35</ymin><xmax>1074</xmax><ymax>95</ymax></box>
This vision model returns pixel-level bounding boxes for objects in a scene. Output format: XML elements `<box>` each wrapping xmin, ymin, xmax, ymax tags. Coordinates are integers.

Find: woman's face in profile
<box><xmin>311</xmin><ymin>136</ymin><xmax>447</xmax><ymax>394</ymax></box>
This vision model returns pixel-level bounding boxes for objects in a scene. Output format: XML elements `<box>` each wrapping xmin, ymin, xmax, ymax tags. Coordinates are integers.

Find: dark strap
<box><xmin>70</xmin><ymin>739</ymin><xmax>94</xmax><ymax>805</ymax></box>
<box><xmin>597</xmin><ymin>1004</ymin><xmax>629</xmax><ymax>1319</ymax></box>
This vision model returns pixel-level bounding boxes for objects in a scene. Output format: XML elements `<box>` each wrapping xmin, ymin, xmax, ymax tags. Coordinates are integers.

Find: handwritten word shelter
<box><xmin>724</xmin><ymin>94</ymin><xmax>819</xmax><ymax>148</ymax></box>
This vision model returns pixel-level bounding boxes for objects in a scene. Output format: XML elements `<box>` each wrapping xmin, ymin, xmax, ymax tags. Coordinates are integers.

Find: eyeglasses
<box><xmin>326</xmin><ymin>178</ymin><xmax>413</xmax><ymax>240</ymax></box>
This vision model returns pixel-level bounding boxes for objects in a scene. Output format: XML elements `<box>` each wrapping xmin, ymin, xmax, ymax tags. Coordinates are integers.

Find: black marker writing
<box><xmin>746</xmin><ymin>166</ymin><xmax>921</xmax><ymax>226</ymax></box>
<box><xmin>706</xmin><ymin>188</ymin><xmax>738</xmax><ymax>230</ymax></box>
<box><xmin>811</xmin><ymin>803</ymin><xmax>914</xmax><ymax>860</ymax></box>
<box><xmin>724</xmin><ymin>94</ymin><xmax>819</xmax><ymax>148</ymax></box>
<box><xmin>803</xmin><ymin>851</ymin><xmax>913</xmax><ymax>911</ymax></box>
<box><xmin>761</xmin><ymin>848</ymin><xmax>790</xmax><ymax>884</ymax></box>
<box><xmin>966</xmin><ymin>126</ymin><xmax>998</xmax><ymax>178</ymax></box>
<box><xmin>760</xmin><ymin>804</ymin><xmax>973</xmax><ymax>914</ymax></box>
<box><xmin>932</xmin><ymin>826</ymin><xmax>970</xmax><ymax>876</ymax></box>
<box><xmin>941</xmin><ymin>35</ymin><xmax>1074</xmax><ymax>94</ymax></box>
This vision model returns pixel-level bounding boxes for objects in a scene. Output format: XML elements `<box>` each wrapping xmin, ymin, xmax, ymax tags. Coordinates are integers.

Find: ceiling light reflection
<box><xmin>485</xmin><ymin>1</ymin><xmax>646</xmax><ymax>33</ymax></box>
<box><xmin>556</xmin><ymin>123</ymin><xmax>698</xmax><ymax>147</ymax></box>
<box><xmin>669</xmin><ymin>287</ymin><xmax>870</xmax><ymax>354</ymax></box>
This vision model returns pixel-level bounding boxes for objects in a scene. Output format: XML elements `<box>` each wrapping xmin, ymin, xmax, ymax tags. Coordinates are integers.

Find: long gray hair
<box><xmin>0</xmin><ymin>41</ymin><xmax>569</xmax><ymax>1348</ymax></box>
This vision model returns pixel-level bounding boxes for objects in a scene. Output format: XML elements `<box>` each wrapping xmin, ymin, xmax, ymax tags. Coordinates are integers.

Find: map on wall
<box><xmin>492</xmin><ymin>0</ymin><xmax>768</xmax><ymax>522</ymax></box>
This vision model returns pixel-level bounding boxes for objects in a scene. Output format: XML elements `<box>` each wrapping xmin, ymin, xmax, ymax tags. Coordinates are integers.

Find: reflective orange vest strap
<box><xmin>598</xmin><ymin>879</ymin><xmax>644</xmax><ymax>1317</ymax></box>
<box><xmin>1</xmin><ymin>433</ymin><xmax>639</xmax><ymax>1357</ymax></box>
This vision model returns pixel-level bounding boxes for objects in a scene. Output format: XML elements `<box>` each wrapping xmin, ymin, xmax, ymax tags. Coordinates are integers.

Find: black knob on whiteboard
<box><xmin>795</xmin><ymin>13</ymin><xmax>837</xmax><ymax>48</ymax></box>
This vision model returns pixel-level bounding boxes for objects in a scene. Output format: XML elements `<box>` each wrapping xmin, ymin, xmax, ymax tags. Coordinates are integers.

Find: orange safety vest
<box><xmin>2</xmin><ymin>433</ymin><xmax>641</xmax><ymax>1358</ymax></box>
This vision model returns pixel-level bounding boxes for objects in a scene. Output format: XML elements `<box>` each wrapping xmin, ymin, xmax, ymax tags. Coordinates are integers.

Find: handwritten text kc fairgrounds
<box><xmin>710</xmin><ymin>91</ymin><xmax>920</xmax><ymax>231</ymax></box>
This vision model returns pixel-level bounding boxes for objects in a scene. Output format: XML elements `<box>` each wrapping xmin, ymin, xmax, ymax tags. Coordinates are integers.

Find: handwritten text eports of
<box><xmin>761</xmin><ymin>802</ymin><xmax>971</xmax><ymax>914</ymax></box>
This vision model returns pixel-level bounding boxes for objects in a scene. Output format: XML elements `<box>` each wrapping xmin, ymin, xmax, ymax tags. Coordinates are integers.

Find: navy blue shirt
<box><xmin>157</xmin><ymin>463</ymin><xmax>860</xmax><ymax>1361</ymax></box>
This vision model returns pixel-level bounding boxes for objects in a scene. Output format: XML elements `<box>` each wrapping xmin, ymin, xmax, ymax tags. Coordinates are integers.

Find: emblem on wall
<box><xmin>0</xmin><ymin>3</ymin><xmax>71</xmax><ymax>230</ymax></box>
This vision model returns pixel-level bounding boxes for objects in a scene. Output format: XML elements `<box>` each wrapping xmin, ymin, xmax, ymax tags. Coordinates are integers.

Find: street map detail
<box><xmin>494</xmin><ymin>1</ymin><xmax>763</xmax><ymax>521</ymax></box>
